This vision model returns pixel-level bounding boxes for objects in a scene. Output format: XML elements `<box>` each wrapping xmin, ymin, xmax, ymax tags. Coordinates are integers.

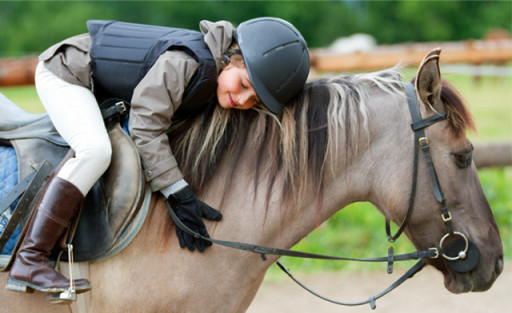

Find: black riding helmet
<box><xmin>235</xmin><ymin>17</ymin><xmax>310</xmax><ymax>114</ymax></box>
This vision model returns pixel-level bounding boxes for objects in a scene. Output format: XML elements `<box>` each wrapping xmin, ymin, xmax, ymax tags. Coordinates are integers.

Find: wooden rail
<box><xmin>311</xmin><ymin>39</ymin><xmax>512</xmax><ymax>72</ymax></box>
<box><xmin>474</xmin><ymin>142</ymin><xmax>512</xmax><ymax>169</ymax></box>
<box><xmin>0</xmin><ymin>56</ymin><xmax>38</xmax><ymax>86</ymax></box>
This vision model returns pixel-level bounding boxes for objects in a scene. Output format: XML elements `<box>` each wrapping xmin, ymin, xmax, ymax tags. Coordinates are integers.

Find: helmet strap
<box><xmin>221</xmin><ymin>49</ymin><xmax>242</xmax><ymax>67</ymax></box>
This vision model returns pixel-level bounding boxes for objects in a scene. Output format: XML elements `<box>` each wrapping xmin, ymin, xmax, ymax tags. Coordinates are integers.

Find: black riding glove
<box><xmin>168</xmin><ymin>186</ymin><xmax>222</xmax><ymax>252</ymax></box>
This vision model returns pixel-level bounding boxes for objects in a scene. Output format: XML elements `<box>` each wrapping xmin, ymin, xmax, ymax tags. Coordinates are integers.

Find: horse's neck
<box><xmin>200</xmin><ymin>154</ymin><xmax>355</xmax><ymax>251</ymax></box>
<box><xmin>201</xmin><ymin>87</ymin><xmax>410</xmax><ymax>250</ymax></box>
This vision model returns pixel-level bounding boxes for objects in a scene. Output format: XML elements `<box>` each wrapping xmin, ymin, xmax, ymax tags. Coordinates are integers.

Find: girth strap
<box><xmin>0</xmin><ymin>161</ymin><xmax>53</xmax><ymax>270</ymax></box>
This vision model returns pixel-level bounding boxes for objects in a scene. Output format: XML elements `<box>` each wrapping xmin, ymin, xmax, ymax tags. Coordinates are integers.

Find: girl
<box><xmin>7</xmin><ymin>17</ymin><xmax>310</xmax><ymax>295</ymax></box>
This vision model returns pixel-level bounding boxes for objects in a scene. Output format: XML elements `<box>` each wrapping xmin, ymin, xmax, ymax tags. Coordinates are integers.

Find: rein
<box><xmin>167</xmin><ymin>204</ymin><xmax>433</xmax><ymax>309</ymax></box>
<box><xmin>167</xmin><ymin>82</ymin><xmax>479</xmax><ymax>309</ymax></box>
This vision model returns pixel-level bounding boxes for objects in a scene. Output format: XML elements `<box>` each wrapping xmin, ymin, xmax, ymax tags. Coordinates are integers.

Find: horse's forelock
<box><xmin>441</xmin><ymin>80</ymin><xmax>476</xmax><ymax>138</ymax></box>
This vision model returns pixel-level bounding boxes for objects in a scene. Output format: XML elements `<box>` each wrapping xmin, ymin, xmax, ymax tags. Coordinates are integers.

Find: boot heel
<box><xmin>6</xmin><ymin>278</ymin><xmax>35</xmax><ymax>293</ymax></box>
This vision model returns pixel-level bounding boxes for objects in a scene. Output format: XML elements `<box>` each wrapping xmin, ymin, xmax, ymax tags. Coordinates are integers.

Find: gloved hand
<box><xmin>167</xmin><ymin>186</ymin><xmax>222</xmax><ymax>252</ymax></box>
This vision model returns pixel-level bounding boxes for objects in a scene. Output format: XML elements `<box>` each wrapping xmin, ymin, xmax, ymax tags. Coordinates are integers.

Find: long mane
<box><xmin>168</xmin><ymin>68</ymin><xmax>471</xmax><ymax>212</ymax></box>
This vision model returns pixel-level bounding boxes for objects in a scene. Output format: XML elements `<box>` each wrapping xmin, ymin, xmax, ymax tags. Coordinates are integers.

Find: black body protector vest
<box><xmin>87</xmin><ymin>20</ymin><xmax>218</xmax><ymax>116</ymax></box>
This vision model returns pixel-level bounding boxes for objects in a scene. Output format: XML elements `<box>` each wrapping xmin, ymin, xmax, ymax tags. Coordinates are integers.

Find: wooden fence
<box><xmin>311</xmin><ymin>39</ymin><xmax>512</xmax><ymax>72</ymax></box>
<box><xmin>1</xmin><ymin>39</ymin><xmax>512</xmax><ymax>86</ymax></box>
<box><xmin>474</xmin><ymin>142</ymin><xmax>512</xmax><ymax>169</ymax></box>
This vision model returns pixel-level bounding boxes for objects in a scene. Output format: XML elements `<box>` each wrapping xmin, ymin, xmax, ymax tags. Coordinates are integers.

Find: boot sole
<box><xmin>6</xmin><ymin>278</ymin><xmax>92</xmax><ymax>294</ymax></box>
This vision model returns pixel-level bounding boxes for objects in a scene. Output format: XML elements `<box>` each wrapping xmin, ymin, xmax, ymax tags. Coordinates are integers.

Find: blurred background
<box><xmin>0</xmin><ymin>1</ymin><xmax>511</xmax><ymax>311</ymax></box>
<box><xmin>0</xmin><ymin>0</ymin><xmax>510</xmax><ymax>55</ymax></box>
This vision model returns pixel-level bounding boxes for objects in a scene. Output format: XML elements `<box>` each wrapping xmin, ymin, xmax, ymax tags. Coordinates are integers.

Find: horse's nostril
<box><xmin>495</xmin><ymin>257</ymin><xmax>504</xmax><ymax>276</ymax></box>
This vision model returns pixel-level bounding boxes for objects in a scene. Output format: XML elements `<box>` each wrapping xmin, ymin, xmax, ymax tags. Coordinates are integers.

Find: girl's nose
<box><xmin>238</xmin><ymin>90</ymin><xmax>255</xmax><ymax>105</ymax></box>
<box><xmin>238</xmin><ymin>92</ymin><xmax>250</xmax><ymax>105</ymax></box>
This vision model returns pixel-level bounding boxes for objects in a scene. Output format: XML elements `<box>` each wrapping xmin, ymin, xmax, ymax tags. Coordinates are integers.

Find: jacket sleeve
<box><xmin>128</xmin><ymin>50</ymin><xmax>199</xmax><ymax>192</ymax></box>
<box><xmin>38</xmin><ymin>33</ymin><xmax>93</xmax><ymax>88</ymax></box>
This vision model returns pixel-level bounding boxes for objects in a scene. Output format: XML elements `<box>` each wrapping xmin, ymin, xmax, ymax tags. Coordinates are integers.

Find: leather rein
<box><xmin>167</xmin><ymin>82</ymin><xmax>479</xmax><ymax>310</ymax></box>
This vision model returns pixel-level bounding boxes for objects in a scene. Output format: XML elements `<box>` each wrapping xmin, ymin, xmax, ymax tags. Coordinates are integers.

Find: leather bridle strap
<box><xmin>386</xmin><ymin>82</ymin><xmax>449</xmax><ymax>242</ymax></box>
<box><xmin>277</xmin><ymin>259</ymin><xmax>426</xmax><ymax>310</ymax></box>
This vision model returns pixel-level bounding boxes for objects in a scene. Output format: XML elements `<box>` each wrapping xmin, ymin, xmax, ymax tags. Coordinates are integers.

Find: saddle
<box><xmin>0</xmin><ymin>92</ymin><xmax>150</xmax><ymax>269</ymax></box>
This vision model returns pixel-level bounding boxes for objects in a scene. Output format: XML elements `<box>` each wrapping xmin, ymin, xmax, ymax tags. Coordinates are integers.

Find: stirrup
<box><xmin>46</xmin><ymin>244</ymin><xmax>76</xmax><ymax>304</ymax></box>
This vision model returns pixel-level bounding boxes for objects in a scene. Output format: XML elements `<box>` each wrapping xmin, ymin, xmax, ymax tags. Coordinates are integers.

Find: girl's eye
<box><xmin>242</xmin><ymin>80</ymin><xmax>251</xmax><ymax>89</ymax></box>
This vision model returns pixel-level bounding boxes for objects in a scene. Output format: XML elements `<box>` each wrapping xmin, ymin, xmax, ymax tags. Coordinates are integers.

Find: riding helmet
<box><xmin>235</xmin><ymin>17</ymin><xmax>310</xmax><ymax>114</ymax></box>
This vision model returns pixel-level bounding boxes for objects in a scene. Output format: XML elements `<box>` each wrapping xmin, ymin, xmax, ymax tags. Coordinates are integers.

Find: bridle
<box><xmin>167</xmin><ymin>82</ymin><xmax>480</xmax><ymax>309</ymax></box>
<box><xmin>396</xmin><ymin>82</ymin><xmax>480</xmax><ymax>273</ymax></box>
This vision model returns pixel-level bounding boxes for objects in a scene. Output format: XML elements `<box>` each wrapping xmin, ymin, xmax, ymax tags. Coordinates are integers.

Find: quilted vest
<box><xmin>87</xmin><ymin>20</ymin><xmax>218</xmax><ymax>115</ymax></box>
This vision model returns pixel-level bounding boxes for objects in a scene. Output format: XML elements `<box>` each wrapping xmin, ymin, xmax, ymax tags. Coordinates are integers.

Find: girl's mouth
<box><xmin>229</xmin><ymin>94</ymin><xmax>237</xmax><ymax>107</ymax></box>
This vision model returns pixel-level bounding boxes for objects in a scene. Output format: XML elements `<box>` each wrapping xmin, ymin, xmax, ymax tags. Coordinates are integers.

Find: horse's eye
<box><xmin>453</xmin><ymin>151</ymin><xmax>472</xmax><ymax>168</ymax></box>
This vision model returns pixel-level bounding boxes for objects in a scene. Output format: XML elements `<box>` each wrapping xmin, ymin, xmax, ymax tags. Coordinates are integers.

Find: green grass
<box><xmin>1</xmin><ymin>73</ymin><xmax>510</xmax><ymax>277</ymax></box>
<box><xmin>0</xmin><ymin>85</ymin><xmax>44</xmax><ymax>113</ymax></box>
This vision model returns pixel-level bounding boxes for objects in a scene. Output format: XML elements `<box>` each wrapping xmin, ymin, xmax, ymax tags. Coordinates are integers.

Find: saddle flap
<box><xmin>103</xmin><ymin>123</ymin><xmax>145</xmax><ymax>240</ymax></box>
<box><xmin>69</xmin><ymin>123</ymin><xmax>146</xmax><ymax>261</ymax></box>
<box><xmin>0</xmin><ymin>122</ymin><xmax>147</xmax><ymax>263</ymax></box>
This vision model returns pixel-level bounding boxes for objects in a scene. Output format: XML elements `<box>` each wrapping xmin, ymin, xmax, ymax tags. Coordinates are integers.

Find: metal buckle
<box><xmin>419</xmin><ymin>137</ymin><xmax>429</xmax><ymax>146</ymax></box>
<box><xmin>441</xmin><ymin>212</ymin><xmax>452</xmax><ymax>222</ymax></box>
<box><xmin>428</xmin><ymin>247</ymin><xmax>440</xmax><ymax>259</ymax></box>
<box><xmin>115</xmin><ymin>101</ymin><xmax>127</xmax><ymax>114</ymax></box>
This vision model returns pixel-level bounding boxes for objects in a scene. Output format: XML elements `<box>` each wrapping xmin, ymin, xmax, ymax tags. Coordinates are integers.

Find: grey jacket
<box><xmin>39</xmin><ymin>20</ymin><xmax>235</xmax><ymax>191</ymax></box>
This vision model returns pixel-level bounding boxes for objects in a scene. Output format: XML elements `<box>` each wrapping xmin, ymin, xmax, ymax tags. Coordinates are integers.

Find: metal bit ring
<box><xmin>439</xmin><ymin>231</ymin><xmax>469</xmax><ymax>261</ymax></box>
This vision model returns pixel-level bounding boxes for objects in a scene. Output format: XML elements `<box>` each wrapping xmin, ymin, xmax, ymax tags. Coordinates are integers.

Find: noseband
<box><xmin>167</xmin><ymin>82</ymin><xmax>480</xmax><ymax>309</ymax></box>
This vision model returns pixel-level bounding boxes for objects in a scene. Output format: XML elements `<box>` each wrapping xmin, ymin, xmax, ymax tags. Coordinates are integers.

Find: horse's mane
<box><xmin>169</xmin><ymin>68</ymin><xmax>473</xmax><ymax>213</ymax></box>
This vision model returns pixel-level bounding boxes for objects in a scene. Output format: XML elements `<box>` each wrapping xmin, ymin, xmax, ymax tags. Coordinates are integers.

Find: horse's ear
<box><xmin>415</xmin><ymin>48</ymin><xmax>443</xmax><ymax>113</ymax></box>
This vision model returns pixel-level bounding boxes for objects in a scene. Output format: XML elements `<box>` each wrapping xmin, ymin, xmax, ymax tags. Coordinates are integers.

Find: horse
<box><xmin>0</xmin><ymin>48</ymin><xmax>503</xmax><ymax>312</ymax></box>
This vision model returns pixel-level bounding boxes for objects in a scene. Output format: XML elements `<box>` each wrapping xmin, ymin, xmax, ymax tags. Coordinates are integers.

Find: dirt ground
<box><xmin>247</xmin><ymin>263</ymin><xmax>511</xmax><ymax>313</ymax></box>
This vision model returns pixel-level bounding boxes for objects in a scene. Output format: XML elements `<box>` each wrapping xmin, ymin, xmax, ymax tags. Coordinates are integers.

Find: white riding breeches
<box><xmin>35</xmin><ymin>62</ymin><xmax>112</xmax><ymax>195</ymax></box>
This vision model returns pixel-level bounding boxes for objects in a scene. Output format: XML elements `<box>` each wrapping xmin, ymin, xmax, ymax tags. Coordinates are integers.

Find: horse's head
<box><xmin>372</xmin><ymin>48</ymin><xmax>503</xmax><ymax>294</ymax></box>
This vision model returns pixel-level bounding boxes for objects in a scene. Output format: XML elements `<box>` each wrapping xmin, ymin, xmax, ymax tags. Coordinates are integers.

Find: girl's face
<box><xmin>216</xmin><ymin>61</ymin><xmax>260</xmax><ymax>110</ymax></box>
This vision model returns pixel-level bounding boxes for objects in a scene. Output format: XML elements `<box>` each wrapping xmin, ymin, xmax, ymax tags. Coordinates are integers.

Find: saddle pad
<box><xmin>0</xmin><ymin>145</ymin><xmax>21</xmax><ymax>256</ymax></box>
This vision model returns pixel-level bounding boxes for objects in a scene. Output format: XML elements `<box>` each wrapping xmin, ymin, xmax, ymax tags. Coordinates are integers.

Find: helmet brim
<box><xmin>245</xmin><ymin>62</ymin><xmax>284</xmax><ymax>114</ymax></box>
<box><xmin>235</xmin><ymin>17</ymin><xmax>309</xmax><ymax>115</ymax></box>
